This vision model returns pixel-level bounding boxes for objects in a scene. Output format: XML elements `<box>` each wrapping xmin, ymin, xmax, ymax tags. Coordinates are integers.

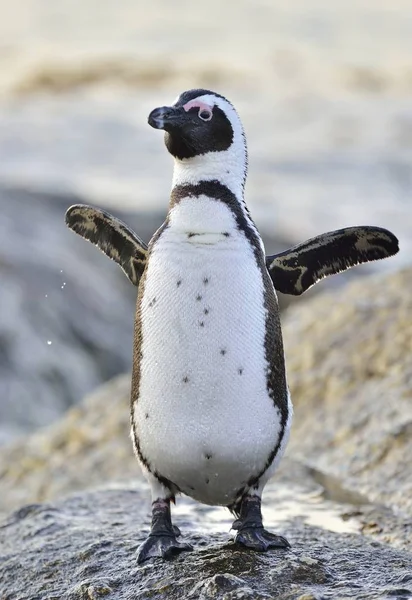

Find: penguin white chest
<box><xmin>133</xmin><ymin>198</ymin><xmax>284</xmax><ymax>506</ymax></box>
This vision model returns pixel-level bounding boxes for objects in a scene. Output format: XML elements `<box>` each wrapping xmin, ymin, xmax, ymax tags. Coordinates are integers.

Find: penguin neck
<box><xmin>171</xmin><ymin>143</ymin><xmax>247</xmax><ymax>202</ymax></box>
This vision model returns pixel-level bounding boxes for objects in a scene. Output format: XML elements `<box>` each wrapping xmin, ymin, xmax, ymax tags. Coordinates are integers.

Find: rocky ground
<box><xmin>0</xmin><ymin>267</ymin><xmax>411</xmax><ymax>598</ymax></box>
<box><xmin>0</xmin><ymin>186</ymin><xmax>149</xmax><ymax>445</ymax></box>
<box><xmin>1</xmin><ymin>483</ymin><xmax>411</xmax><ymax>600</ymax></box>
<box><xmin>286</xmin><ymin>267</ymin><xmax>412</xmax><ymax>519</ymax></box>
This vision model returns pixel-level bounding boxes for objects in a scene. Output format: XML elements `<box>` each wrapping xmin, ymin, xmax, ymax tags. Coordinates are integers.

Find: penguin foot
<box><xmin>234</xmin><ymin>527</ymin><xmax>290</xmax><ymax>551</ymax></box>
<box><xmin>137</xmin><ymin>532</ymin><xmax>193</xmax><ymax>563</ymax></box>
<box><xmin>137</xmin><ymin>498</ymin><xmax>193</xmax><ymax>564</ymax></box>
<box><xmin>231</xmin><ymin>494</ymin><xmax>290</xmax><ymax>552</ymax></box>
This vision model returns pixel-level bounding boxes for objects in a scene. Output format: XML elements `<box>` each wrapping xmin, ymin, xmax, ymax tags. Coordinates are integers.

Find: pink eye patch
<box><xmin>182</xmin><ymin>99</ymin><xmax>213</xmax><ymax>114</ymax></box>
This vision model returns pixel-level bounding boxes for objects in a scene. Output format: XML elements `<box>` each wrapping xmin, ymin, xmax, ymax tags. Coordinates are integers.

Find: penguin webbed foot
<box><xmin>137</xmin><ymin>531</ymin><xmax>193</xmax><ymax>563</ymax></box>
<box><xmin>137</xmin><ymin>499</ymin><xmax>193</xmax><ymax>564</ymax></box>
<box><xmin>234</xmin><ymin>525</ymin><xmax>290</xmax><ymax>551</ymax></box>
<box><xmin>232</xmin><ymin>495</ymin><xmax>290</xmax><ymax>552</ymax></box>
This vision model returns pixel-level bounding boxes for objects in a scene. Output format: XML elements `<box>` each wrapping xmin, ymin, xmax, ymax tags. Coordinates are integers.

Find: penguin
<box><xmin>65</xmin><ymin>89</ymin><xmax>399</xmax><ymax>564</ymax></box>
<box><xmin>66</xmin><ymin>204</ymin><xmax>399</xmax><ymax>296</ymax></box>
<box><xmin>129</xmin><ymin>88</ymin><xmax>294</xmax><ymax>563</ymax></box>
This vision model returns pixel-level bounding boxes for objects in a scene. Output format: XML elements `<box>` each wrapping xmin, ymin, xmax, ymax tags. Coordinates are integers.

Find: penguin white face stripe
<box><xmin>182</xmin><ymin>99</ymin><xmax>213</xmax><ymax>114</ymax></box>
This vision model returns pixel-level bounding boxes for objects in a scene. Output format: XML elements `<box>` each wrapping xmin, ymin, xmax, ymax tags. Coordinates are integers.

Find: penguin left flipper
<box><xmin>266</xmin><ymin>226</ymin><xmax>399</xmax><ymax>296</ymax></box>
<box><xmin>65</xmin><ymin>204</ymin><xmax>148</xmax><ymax>285</ymax></box>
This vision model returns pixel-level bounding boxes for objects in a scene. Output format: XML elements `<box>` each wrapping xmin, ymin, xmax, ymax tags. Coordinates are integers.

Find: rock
<box><xmin>0</xmin><ymin>486</ymin><xmax>411</xmax><ymax>600</ymax></box>
<box><xmin>0</xmin><ymin>375</ymin><xmax>135</xmax><ymax>518</ymax></box>
<box><xmin>0</xmin><ymin>185</ymin><xmax>164</xmax><ymax>445</ymax></box>
<box><xmin>284</xmin><ymin>267</ymin><xmax>412</xmax><ymax>517</ymax></box>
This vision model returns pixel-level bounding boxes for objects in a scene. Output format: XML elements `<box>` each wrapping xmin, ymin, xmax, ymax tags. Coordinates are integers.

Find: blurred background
<box><xmin>0</xmin><ymin>0</ymin><xmax>411</xmax><ymax>445</ymax></box>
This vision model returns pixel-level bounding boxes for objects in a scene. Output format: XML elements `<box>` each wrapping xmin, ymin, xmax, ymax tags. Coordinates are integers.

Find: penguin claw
<box><xmin>234</xmin><ymin>527</ymin><xmax>291</xmax><ymax>552</ymax></box>
<box><xmin>137</xmin><ymin>534</ymin><xmax>193</xmax><ymax>564</ymax></box>
<box><xmin>172</xmin><ymin>525</ymin><xmax>182</xmax><ymax>537</ymax></box>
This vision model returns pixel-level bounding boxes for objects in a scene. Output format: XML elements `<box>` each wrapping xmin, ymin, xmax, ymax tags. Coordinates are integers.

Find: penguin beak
<box><xmin>148</xmin><ymin>106</ymin><xmax>183</xmax><ymax>131</ymax></box>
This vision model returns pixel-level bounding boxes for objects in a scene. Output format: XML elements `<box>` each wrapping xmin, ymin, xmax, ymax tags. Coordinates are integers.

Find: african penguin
<box><xmin>132</xmin><ymin>88</ymin><xmax>292</xmax><ymax>563</ymax></box>
<box><xmin>64</xmin><ymin>89</ymin><xmax>399</xmax><ymax>564</ymax></box>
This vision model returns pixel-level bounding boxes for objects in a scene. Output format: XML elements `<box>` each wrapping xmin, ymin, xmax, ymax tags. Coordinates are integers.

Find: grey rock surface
<box><xmin>0</xmin><ymin>485</ymin><xmax>411</xmax><ymax>600</ymax></box>
<box><xmin>0</xmin><ymin>186</ymin><xmax>163</xmax><ymax>445</ymax></box>
<box><xmin>0</xmin><ymin>375</ymin><xmax>135</xmax><ymax>517</ymax></box>
<box><xmin>285</xmin><ymin>267</ymin><xmax>412</xmax><ymax>518</ymax></box>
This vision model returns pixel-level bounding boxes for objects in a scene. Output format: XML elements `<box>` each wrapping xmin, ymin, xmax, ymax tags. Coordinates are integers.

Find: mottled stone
<box><xmin>0</xmin><ymin>487</ymin><xmax>411</xmax><ymax>600</ymax></box>
<box><xmin>0</xmin><ymin>375</ymin><xmax>136</xmax><ymax>518</ymax></box>
<box><xmin>0</xmin><ymin>185</ymin><xmax>163</xmax><ymax>445</ymax></box>
<box><xmin>284</xmin><ymin>267</ymin><xmax>412</xmax><ymax>517</ymax></box>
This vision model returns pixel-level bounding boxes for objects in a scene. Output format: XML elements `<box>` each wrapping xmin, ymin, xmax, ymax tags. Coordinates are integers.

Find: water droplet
<box><xmin>47</xmin><ymin>340</ymin><xmax>52</xmax><ymax>345</ymax></box>
<box><xmin>60</xmin><ymin>270</ymin><xmax>63</xmax><ymax>273</ymax></box>
<box><xmin>45</xmin><ymin>294</ymin><xmax>48</xmax><ymax>298</ymax></box>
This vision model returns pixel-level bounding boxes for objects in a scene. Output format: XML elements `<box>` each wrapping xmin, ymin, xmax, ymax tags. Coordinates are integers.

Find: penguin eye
<box><xmin>198</xmin><ymin>109</ymin><xmax>213</xmax><ymax>122</ymax></box>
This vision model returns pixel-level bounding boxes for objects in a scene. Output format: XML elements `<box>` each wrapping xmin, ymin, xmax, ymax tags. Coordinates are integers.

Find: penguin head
<box><xmin>148</xmin><ymin>89</ymin><xmax>248</xmax><ymax>193</ymax></box>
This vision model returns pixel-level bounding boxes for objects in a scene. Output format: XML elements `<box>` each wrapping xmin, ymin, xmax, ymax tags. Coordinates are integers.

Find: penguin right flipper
<box><xmin>266</xmin><ymin>226</ymin><xmax>399</xmax><ymax>296</ymax></box>
<box><xmin>65</xmin><ymin>204</ymin><xmax>148</xmax><ymax>285</ymax></box>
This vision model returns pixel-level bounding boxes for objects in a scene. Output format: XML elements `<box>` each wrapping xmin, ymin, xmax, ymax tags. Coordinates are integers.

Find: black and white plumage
<box><xmin>65</xmin><ymin>204</ymin><xmax>148</xmax><ymax>285</ymax></box>
<box><xmin>66</xmin><ymin>207</ymin><xmax>399</xmax><ymax>295</ymax></box>
<box><xmin>65</xmin><ymin>88</ymin><xmax>399</xmax><ymax>563</ymax></box>
<box><xmin>132</xmin><ymin>181</ymin><xmax>290</xmax><ymax>496</ymax></box>
<box><xmin>266</xmin><ymin>226</ymin><xmax>398</xmax><ymax>295</ymax></box>
<box><xmin>130</xmin><ymin>89</ymin><xmax>292</xmax><ymax>561</ymax></box>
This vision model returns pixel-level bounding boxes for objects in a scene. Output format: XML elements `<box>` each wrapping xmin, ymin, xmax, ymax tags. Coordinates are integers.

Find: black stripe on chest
<box><xmin>171</xmin><ymin>181</ymin><xmax>290</xmax><ymax>483</ymax></box>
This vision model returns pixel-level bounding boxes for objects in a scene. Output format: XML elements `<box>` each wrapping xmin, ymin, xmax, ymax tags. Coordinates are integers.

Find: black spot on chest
<box><xmin>169</xmin><ymin>181</ymin><xmax>290</xmax><ymax>491</ymax></box>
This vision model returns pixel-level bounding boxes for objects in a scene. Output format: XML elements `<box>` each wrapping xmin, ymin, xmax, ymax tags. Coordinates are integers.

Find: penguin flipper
<box><xmin>266</xmin><ymin>226</ymin><xmax>399</xmax><ymax>296</ymax></box>
<box><xmin>65</xmin><ymin>204</ymin><xmax>148</xmax><ymax>285</ymax></box>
